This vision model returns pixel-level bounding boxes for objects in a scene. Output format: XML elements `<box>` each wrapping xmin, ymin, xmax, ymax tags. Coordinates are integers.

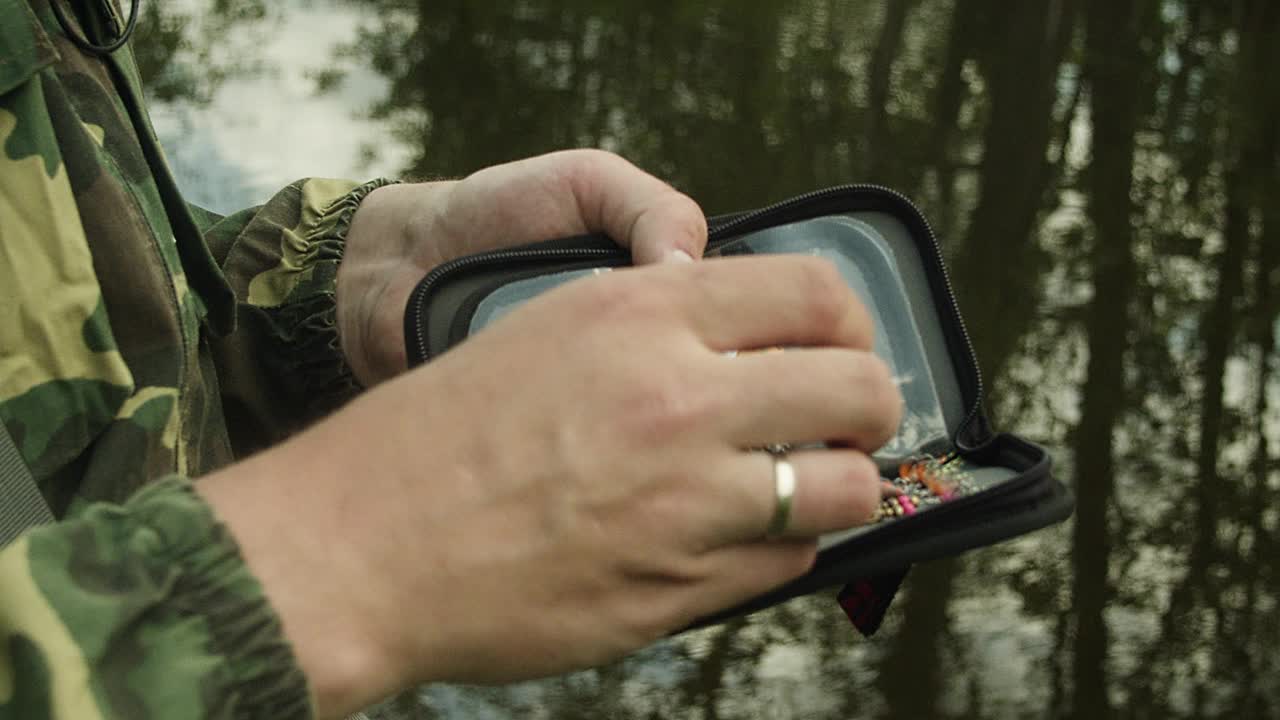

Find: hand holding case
<box><xmin>401</xmin><ymin>185</ymin><xmax>1074</xmax><ymax>632</ymax></box>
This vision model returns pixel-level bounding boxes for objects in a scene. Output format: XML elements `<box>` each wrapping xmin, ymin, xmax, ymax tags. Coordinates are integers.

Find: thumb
<box><xmin>557</xmin><ymin>150</ymin><xmax>708</xmax><ymax>265</ymax></box>
<box><xmin>623</xmin><ymin>189</ymin><xmax>708</xmax><ymax>265</ymax></box>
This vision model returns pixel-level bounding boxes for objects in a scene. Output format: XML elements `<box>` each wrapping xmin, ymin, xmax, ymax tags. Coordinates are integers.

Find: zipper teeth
<box><xmin>710</xmin><ymin>183</ymin><xmax>986</xmax><ymax>443</ymax></box>
<box><xmin>409</xmin><ymin>247</ymin><xmax>618</xmax><ymax>361</ymax></box>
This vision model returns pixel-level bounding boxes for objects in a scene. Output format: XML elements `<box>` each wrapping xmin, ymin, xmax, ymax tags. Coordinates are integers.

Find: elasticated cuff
<box><xmin>131</xmin><ymin>477</ymin><xmax>313</xmax><ymax>718</ymax></box>
<box><xmin>22</xmin><ymin>477</ymin><xmax>316</xmax><ymax>719</ymax></box>
<box><xmin>272</xmin><ymin>177</ymin><xmax>398</xmax><ymax>412</ymax></box>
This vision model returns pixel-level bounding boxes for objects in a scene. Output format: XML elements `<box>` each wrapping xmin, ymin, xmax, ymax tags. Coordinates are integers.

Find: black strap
<box><xmin>50</xmin><ymin>0</ymin><xmax>141</xmax><ymax>57</ymax></box>
<box><xmin>0</xmin><ymin>422</ymin><xmax>53</xmax><ymax>547</ymax></box>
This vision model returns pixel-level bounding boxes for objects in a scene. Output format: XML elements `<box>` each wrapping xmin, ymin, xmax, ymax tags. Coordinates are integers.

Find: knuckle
<box><xmin>622</xmin><ymin>377</ymin><xmax>722</xmax><ymax>446</ymax></box>
<box><xmin>795</xmin><ymin>257</ymin><xmax>874</xmax><ymax>347</ymax></box>
<box><xmin>798</xmin><ymin>259</ymin><xmax>852</xmax><ymax>334</ymax></box>
<box><xmin>852</xmin><ymin>354</ymin><xmax>903</xmax><ymax>444</ymax></box>
<box><xmin>553</xmin><ymin>149</ymin><xmax>630</xmax><ymax>194</ymax></box>
<box><xmin>663</xmin><ymin>193</ymin><xmax>708</xmax><ymax>243</ymax></box>
<box><xmin>568</xmin><ymin>147</ymin><xmax>632</xmax><ymax>176</ymax></box>
<box><xmin>562</xmin><ymin>147</ymin><xmax>625</xmax><ymax>169</ymax></box>
<box><xmin>660</xmin><ymin>550</ymin><xmax>719</xmax><ymax>585</ymax></box>
<box><xmin>873</xmin><ymin>364</ymin><xmax>905</xmax><ymax>442</ymax></box>
<box><xmin>579</xmin><ymin>276</ymin><xmax>666</xmax><ymax>322</ymax></box>
<box><xmin>840</xmin><ymin>454</ymin><xmax>882</xmax><ymax>522</ymax></box>
<box><xmin>810</xmin><ymin>455</ymin><xmax>880</xmax><ymax>529</ymax></box>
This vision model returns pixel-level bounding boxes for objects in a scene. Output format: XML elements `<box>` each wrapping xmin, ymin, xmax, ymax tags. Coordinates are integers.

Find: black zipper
<box><xmin>404</xmin><ymin>185</ymin><xmax>987</xmax><ymax>446</ymax></box>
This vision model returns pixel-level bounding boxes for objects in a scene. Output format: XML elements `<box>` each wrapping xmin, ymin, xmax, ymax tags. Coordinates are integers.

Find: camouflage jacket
<box><xmin>1</xmin><ymin>2</ymin><xmax>390</xmax><ymax>717</ymax></box>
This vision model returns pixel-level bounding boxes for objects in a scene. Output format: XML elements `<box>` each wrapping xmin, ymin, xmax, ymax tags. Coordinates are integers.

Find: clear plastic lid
<box><xmin>707</xmin><ymin>216</ymin><xmax>949</xmax><ymax>462</ymax></box>
<box><xmin>468</xmin><ymin>215</ymin><xmax>956</xmax><ymax>463</ymax></box>
<box><xmin>471</xmin><ymin>267</ymin><xmax>613</xmax><ymax>330</ymax></box>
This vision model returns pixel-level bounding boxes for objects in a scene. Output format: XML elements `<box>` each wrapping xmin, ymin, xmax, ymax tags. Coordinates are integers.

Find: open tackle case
<box><xmin>402</xmin><ymin>186</ymin><xmax>1074</xmax><ymax>633</ymax></box>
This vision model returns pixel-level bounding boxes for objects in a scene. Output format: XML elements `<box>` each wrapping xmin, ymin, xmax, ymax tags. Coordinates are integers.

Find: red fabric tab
<box><xmin>837</xmin><ymin>567</ymin><xmax>909</xmax><ymax>637</ymax></box>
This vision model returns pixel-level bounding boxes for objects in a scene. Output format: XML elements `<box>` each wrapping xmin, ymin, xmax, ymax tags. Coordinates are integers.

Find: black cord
<box><xmin>51</xmin><ymin>0</ymin><xmax>140</xmax><ymax>56</ymax></box>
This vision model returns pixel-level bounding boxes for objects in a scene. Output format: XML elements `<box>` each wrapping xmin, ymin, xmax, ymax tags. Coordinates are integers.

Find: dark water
<box><xmin>138</xmin><ymin>1</ymin><xmax>1280</xmax><ymax>718</ymax></box>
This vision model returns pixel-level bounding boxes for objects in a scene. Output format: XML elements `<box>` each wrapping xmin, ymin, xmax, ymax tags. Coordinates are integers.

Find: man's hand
<box><xmin>336</xmin><ymin>149</ymin><xmax>708</xmax><ymax>386</ymax></box>
<box><xmin>199</xmin><ymin>254</ymin><xmax>902</xmax><ymax>719</ymax></box>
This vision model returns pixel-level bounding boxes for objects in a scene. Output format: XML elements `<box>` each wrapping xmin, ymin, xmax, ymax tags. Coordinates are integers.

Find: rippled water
<box><xmin>140</xmin><ymin>1</ymin><xmax>1280</xmax><ymax>718</ymax></box>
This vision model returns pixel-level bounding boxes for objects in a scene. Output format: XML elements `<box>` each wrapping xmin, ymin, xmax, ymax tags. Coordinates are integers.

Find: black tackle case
<box><xmin>401</xmin><ymin>185</ymin><xmax>1074</xmax><ymax>630</ymax></box>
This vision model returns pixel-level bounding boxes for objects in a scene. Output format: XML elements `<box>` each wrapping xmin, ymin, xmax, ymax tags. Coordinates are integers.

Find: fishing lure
<box><xmin>872</xmin><ymin>453</ymin><xmax>974</xmax><ymax>522</ymax></box>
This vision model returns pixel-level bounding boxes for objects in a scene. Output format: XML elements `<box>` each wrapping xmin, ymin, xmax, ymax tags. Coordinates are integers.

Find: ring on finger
<box><xmin>765</xmin><ymin>450</ymin><xmax>796</xmax><ymax>538</ymax></box>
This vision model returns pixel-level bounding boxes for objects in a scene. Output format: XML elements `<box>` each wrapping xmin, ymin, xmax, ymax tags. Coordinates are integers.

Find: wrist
<box><xmin>338</xmin><ymin>181</ymin><xmax>455</xmax><ymax>385</ymax></box>
<box><xmin>196</xmin><ymin>418</ymin><xmax>419</xmax><ymax>717</ymax></box>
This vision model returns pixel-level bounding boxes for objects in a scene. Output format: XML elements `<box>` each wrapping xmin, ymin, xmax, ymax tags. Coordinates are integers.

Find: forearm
<box><xmin>195</xmin><ymin>389</ymin><xmax>439</xmax><ymax>718</ymax></box>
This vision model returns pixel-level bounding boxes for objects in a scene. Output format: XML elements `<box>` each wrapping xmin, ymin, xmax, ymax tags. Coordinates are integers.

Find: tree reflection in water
<box><xmin>137</xmin><ymin>1</ymin><xmax>1280</xmax><ymax>717</ymax></box>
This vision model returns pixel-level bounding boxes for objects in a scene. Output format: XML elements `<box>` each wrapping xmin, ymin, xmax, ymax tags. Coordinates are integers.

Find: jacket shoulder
<box><xmin>0</xmin><ymin>1</ymin><xmax>59</xmax><ymax>96</ymax></box>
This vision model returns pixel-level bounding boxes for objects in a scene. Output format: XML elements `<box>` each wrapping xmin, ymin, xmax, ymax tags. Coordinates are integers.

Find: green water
<box><xmin>138</xmin><ymin>1</ymin><xmax>1280</xmax><ymax>717</ymax></box>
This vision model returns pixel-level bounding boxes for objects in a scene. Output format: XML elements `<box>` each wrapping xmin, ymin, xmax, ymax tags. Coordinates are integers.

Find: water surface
<box><xmin>138</xmin><ymin>1</ymin><xmax>1280</xmax><ymax>718</ymax></box>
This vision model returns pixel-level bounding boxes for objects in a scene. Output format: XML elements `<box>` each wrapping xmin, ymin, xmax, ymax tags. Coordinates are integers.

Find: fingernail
<box><xmin>666</xmin><ymin>249</ymin><xmax>694</xmax><ymax>264</ymax></box>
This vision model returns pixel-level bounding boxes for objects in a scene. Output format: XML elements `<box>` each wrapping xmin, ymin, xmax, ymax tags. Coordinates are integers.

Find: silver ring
<box><xmin>766</xmin><ymin>453</ymin><xmax>796</xmax><ymax>537</ymax></box>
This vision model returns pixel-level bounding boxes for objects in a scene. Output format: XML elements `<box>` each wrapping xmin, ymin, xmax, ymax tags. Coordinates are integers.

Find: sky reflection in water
<box><xmin>142</xmin><ymin>1</ymin><xmax>1280</xmax><ymax>717</ymax></box>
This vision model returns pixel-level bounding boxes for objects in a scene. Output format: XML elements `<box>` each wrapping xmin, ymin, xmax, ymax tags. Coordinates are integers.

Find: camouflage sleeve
<box><xmin>0</xmin><ymin>477</ymin><xmax>311</xmax><ymax>719</ymax></box>
<box><xmin>199</xmin><ymin>177</ymin><xmax>396</xmax><ymax>455</ymax></box>
<box><xmin>0</xmin><ymin>14</ymin><xmax>325</xmax><ymax>715</ymax></box>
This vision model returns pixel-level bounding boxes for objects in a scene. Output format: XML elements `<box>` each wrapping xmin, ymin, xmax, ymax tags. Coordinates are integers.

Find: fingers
<box><xmin>636</xmin><ymin>449</ymin><xmax>885</xmax><ymax>628</ymax></box>
<box><xmin>680</xmin><ymin>540</ymin><xmax>820</xmax><ymax>621</ymax></box>
<box><xmin>667</xmin><ymin>256</ymin><xmax>876</xmax><ymax>353</ymax></box>
<box><xmin>711</xmin><ymin>448</ymin><xmax>882</xmax><ymax>541</ymax></box>
<box><xmin>717</xmin><ymin>347</ymin><xmax>903</xmax><ymax>452</ymax></box>
<box><xmin>674</xmin><ymin>451</ymin><xmax>881</xmax><ymax>623</ymax></box>
<box><xmin>554</xmin><ymin>149</ymin><xmax>708</xmax><ymax>264</ymax></box>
